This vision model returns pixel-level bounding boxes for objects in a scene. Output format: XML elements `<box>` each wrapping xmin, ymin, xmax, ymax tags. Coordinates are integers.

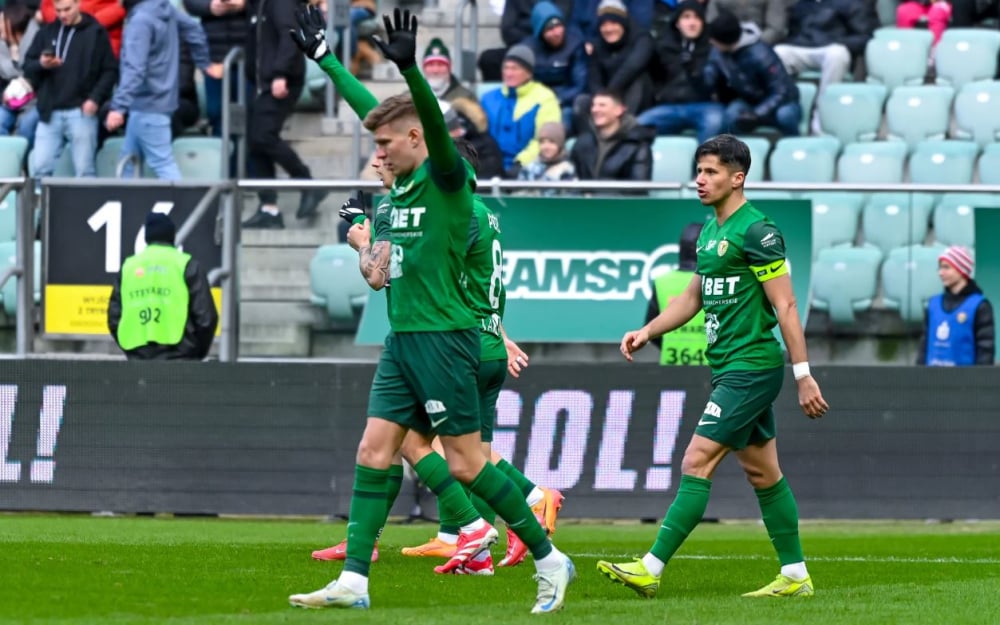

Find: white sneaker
<box><xmin>531</xmin><ymin>554</ymin><xmax>576</xmax><ymax>614</ymax></box>
<box><xmin>288</xmin><ymin>580</ymin><xmax>370</xmax><ymax>609</ymax></box>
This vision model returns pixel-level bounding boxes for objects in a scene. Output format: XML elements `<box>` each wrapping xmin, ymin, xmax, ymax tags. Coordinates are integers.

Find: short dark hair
<box><xmin>2</xmin><ymin>3</ymin><xmax>33</xmax><ymax>35</ymax></box>
<box><xmin>593</xmin><ymin>89</ymin><xmax>625</xmax><ymax>106</ymax></box>
<box><xmin>695</xmin><ymin>134</ymin><xmax>751</xmax><ymax>176</ymax></box>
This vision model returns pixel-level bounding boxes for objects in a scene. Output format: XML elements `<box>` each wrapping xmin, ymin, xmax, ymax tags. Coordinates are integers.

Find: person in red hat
<box><xmin>919</xmin><ymin>245</ymin><xmax>996</xmax><ymax>366</ymax></box>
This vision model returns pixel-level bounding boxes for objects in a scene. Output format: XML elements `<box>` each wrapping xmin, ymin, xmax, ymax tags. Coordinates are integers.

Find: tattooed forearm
<box><xmin>359</xmin><ymin>241</ymin><xmax>390</xmax><ymax>289</ymax></box>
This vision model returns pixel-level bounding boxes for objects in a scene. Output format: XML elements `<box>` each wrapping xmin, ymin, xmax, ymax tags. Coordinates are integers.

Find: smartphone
<box><xmin>41</xmin><ymin>47</ymin><xmax>54</xmax><ymax>57</ymax></box>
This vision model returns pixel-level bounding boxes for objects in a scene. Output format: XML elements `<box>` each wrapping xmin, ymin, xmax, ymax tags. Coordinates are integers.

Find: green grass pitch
<box><xmin>2</xmin><ymin>515</ymin><xmax>999</xmax><ymax>624</ymax></box>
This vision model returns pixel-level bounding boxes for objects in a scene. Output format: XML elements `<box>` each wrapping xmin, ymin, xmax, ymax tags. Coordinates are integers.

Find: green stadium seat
<box><xmin>862</xmin><ymin>192</ymin><xmax>936</xmax><ymax>253</ymax></box>
<box><xmin>298</xmin><ymin>61</ymin><xmax>328</xmax><ymax>111</ymax></box>
<box><xmin>885</xmin><ymin>86</ymin><xmax>954</xmax><ymax>151</ymax></box>
<box><xmin>908</xmin><ymin>140</ymin><xmax>980</xmax><ymax>184</ymax></box>
<box><xmin>96</xmin><ymin>137</ymin><xmax>128</xmax><ymax>178</ymax></box>
<box><xmin>309</xmin><ymin>243</ymin><xmax>371</xmax><ymax>323</ymax></box>
<box><xmin>817</xmin><ymin>83</ymin><xmax>888</xmax><ymax>145</ymax></box>
<box><xmin>0</xmin><ymin>239</ymin><xmax>41</xmax><ymax>318</ymax></box>
<box><xmin>651</xmin><ymin>136</ymin><xmax>698</xmax><ymax>197</ymax></box>
<box><xmin>0</xmin><ymin>190</ymin><xmax>17</xmax><ymax>242</ymax></box>
<box><xmin>805</xmin><ymin>192</ymin><xmax>864</xmax><ymax>257</ymax></box>
<box><xmin>837</xmin><ymin>141</ymin><xmax>907</xmax><ymax>183</ymax></box>
<box><xmin>933</xmin><ymin>193</ymin><xmax>1000</xmax><ymax>248</ymax></box>
<box><xmin>171</xmin><ymin>137</ymin><xmax>227</xmax><ymax>181</ymax></box>
<box><xmin>978</xmin><ymin>143</ymin><xmax>1000</xmax><ymax>184</ymax></box>
<box><xmin>865</xmin><ymin>29</ymin><xmax>933</xmax><ymax>90</ymax></box>
<box><xmin>476</xmin><ymin>82</ymin><xmax>502</xmax><ymax>100</ymax></box>
<box><xmin>736</xmin><ymin>136</ymin><xmax>771</xmax><ymax>183</ymax></box>
<box><xmin>880</xmin><ymin>244</ymin><xmax>948</xmax><ymax>323</ymax></box>
<box><xmin>0</xmin><ymin>136</ymin><xmax>28</xmax><ymax>176</ymax></box>
<box><xmin>768</xmin><ymin>136</ymin><xmax>841</xmax><ymax>183</ymax></box>
<box><xmin>934</xmin><ymin>29</ymin><xmax>1000</xmax><ymax>89</ymax></box>
<box><xmin>811</xmin><ymin>245</ymin><xmax>883</xmax><ymax>323</ymax></box>
<box><xmin>953</xmin><ymin>80</ymin><xmax>1000</xmax><ymax>148</ymax></box>
<box><xmin>796</xmin><ymin>82</ymin><xmax>817</xmax><ymax>135</ymax></box>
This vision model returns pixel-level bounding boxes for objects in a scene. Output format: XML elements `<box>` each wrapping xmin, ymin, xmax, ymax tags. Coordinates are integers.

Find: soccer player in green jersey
<box><xmin>287</xmin><ymin>9</ymin><xmax>574</xmax><ymax>613</ymax></box>
<box><xmin>597</xmin><ymin>134</ymin><xmax>829</xmax><ymax>599</ymax></box>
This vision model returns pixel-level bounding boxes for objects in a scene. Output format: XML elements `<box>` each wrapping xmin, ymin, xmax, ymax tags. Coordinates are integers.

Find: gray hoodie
<box><xmin>111</xmin><ymin>0</ymin><xmax>211</xmax><ymax>115</ymax></box>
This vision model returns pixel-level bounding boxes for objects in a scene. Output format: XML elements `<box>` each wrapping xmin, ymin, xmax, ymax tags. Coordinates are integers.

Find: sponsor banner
<box><xmin>1</xmin><ymin>361</ymin><xmax>997</xmax><ymax>519</ymax></box>
<box><xmin>975</xmin><ymin>207</ymin><xmax>1000</xmax><ymax>363</ymax></box>
<box><xmin>356</xmin><ymin>198</ymin><xmax>811</xmax><ymax>343</ymax></box>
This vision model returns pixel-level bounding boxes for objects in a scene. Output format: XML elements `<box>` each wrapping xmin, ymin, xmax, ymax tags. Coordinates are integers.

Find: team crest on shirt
<box><xmin>936</xmin><ymin>321</ymin><xmax>950</xmax><ymax>340</ymax></box>
<box><xmin>957</xmin><ymin>312</ymin><xmax>968</xmax><ymax>323</ymax></box>
<box><xmin>717</xmin><ymin>240</ymin><xmax>729</xmax><ymax>256</ymax></box>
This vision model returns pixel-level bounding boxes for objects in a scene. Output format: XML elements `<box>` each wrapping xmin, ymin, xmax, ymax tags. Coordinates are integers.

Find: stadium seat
<box><xmin>476</xmin><ymin>82</ymin><xmax>502</xmax><ymax>100</ymax></box>
<box><xmin>933</xmin><ymin>193</ymin><xmax>1000</xmax><ymax>248</ymax></box>
<box><xmin>796</xmin><ymin>81</ymin><xmax>817</xmax><ymax>135</ymax></box>
<box><xmin>880</xmin><ymin>244</ymin><xmax>948</xmax><ymax>323</ymax></box>
<box><xmin>817</xmin><ymin>83</ymin><xmax>887</xmax><ymax>144</ymax></box>
<box><xmin>865</xmin><ymin>29</ymin><xmax>933</xmax><ymax>90</ymax></box>
<box><xmin>953</xmin><ymin>80</ymin><xmax>1000</xmax><ymax>148</ymax></box>
<box><xmin>651</xmin><ymin>136</ymin><xmax>698</xmax><ymax>196</ymax></box>
<box><xmin>862</xmin><ymin>192</ymin><xmax>935</xmax><ymax>253</ymax></box>
<box><xmin>811</xmin><ymin>245</ymin><xmax>883</xmax><ymax>324</ymax></box>
<box><xmin>0</xmin><ymin>239</ymin><xmax>41</xmax><ymax>318</ymax></box>
<box><xmin>309</xmin><ymin>244</ymin><xmax>371</xmax><ymax>323</ymax></box>
<box><xmin>978</xmin><ymin>143</ymin><xmax>1000</xmax><ymax>184</ymax></box>
<box><xmin>934</xmin><ymin>29</ymin><xmax>1000</xmax><ymax>89</ymax></box>
<box><xmin>0</xmin><ymin>190</ymin><xmax>17</xmax><ymax>242</ymax></box>
<box><xmin>736</xmin><ymin>136</ymin><xmax>771</xmax><ymax>182</ymax></box>
<box><xmin>908</xmin><ymin>140</ymin><xmax>979</xmax><ymax>184</ymax></box>
<box><xmin>171</xmin><ymin>137</ymin><xmax>227</xmax><ymax>180</ymax></box>
<box><xmin>96</xmin><ymin>137</ymin><xmax>128</xmax><ymax>178</ymax></box>
<box><xmin>837</xmin><ymin>141</ymin><xmax>907</xmax><ymax>184</ymax></box>
<box><xmin>0</xmin><ymin>136</ymin><xmax>28</xmax><ymax>176</ymax></box>
<box><xmin>805</xmin><ymin>192</ymin><xmax>864</xmax><ymax>256</ymax></box>
<box><xmin>885</xmin><ymin>86</ymin><xmax>954</xmax><ymax>151</ymax></box>
<box><xmin>768</xmin><ymin>136</ymin><xmax>841</xmax><ymax>183</ymax></box>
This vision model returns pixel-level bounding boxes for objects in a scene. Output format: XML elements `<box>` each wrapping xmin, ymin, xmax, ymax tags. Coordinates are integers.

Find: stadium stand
<box><xmin>769</xmin><ymin>136</ymin><xmax>841</xmax><ymax>183</ymax></box>
<box><xmin>884</xmin><ymin>85</ymin><xmax>954</xmax><ymax>151</ymax></box>
<box><xmin>862</xmin><ymin>192</ymin><xmax>936</xmax><ymax>253</ymax></box>
<box><xmin>866</xmin><ymin>28</ymin><xmax>934</xmax><ymax>90</ymax></box>
<box><xmin>837</xmin><ymin>141</ymin><xmax>908</xmax><ymax>183</ymax></box>
<box><xmin>880</xmin><ymin>244</ymin><xmax>948</xmax><ymax>323</ymax></box>
<box><xmin>309</xmin><ymin>244</ymin><xmax>372</xmax><ymax>323</ymax></box>
<box><xmin>817</xmin><ymin>83</ymin><xmax>888</xmax><ymax>144</ymax></box>
<box><xmin>811</xmin><ymin>244</ymin><xmax>884</xmax><ymax>324</ymax></box>
<box><xmin>908</xmin><ymin>139</ymin><xmax>980</xmax><ymax>184</ymax></box>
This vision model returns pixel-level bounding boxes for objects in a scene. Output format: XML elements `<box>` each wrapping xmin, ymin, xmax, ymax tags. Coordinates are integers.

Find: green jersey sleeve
<box><xmin>744</xmin><ymin>221</ymin><xmax>788</xmax><ymax>283</ymax></box>
<box><xmin>318</xmin><ymin>55</ymin><xmax>379</xmax><ymax>119</ymax></box>
<box><xmin>373</xmin><ymin>198</ymin><xmax>392</xmax><ymax>242</ymax></box>
<box><xmin>401</xmin><ymin>65</ymin><xmax>466</xmax><ymax>193</ymax></box>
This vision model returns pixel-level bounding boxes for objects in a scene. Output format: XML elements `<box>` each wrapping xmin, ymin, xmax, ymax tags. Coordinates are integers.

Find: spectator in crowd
<box><xmin>638</xmin><ymin>0</ymin><xmax>724</xmax><ymax>144</ymax></box>
<box><xmin>918</xmin><ymin>246</ymin><xmax>995</xmax><ymax>366</ymax></box>
<box><xmin>183</xmin><ymin>0</ymin><xmax>246</xmax><ymax>136</ymax></box>
<box><xmin>242</xmin><ymin>0</ymin><xmax>326</xmax><ymax>229</ymax></box>
<box><xmin>646</xmin><ymin>221</ymin><xmax>706</xmax><ymax>365</ymax></box>
<box><xmin>705</xmin><ymin>0</ymin><xmax>787</xmax><ymax>45</ymax></box>
<box><xmin>579</xmin><ymin>0</ymin><xmax>653</xmax><ymax>124</ymax></box>
<box><xmin>950</xmin><ymin>0</ymin><xmax>1000</xmax><ymax>27</ymax></box>
<box><xmin>570</xmin><ymin>89</ymin><xmax>654</xmax><ymax>189</ymax></box>
<box><xmin>517</xmin><ymin>120</ymin><xmax>576</xmax><ymax>195</ymax></box>
<box><xmin>705</xmin><ymin>10</ymin><xmax>801</xmax><ymax>136</ymax></box>
<box><xmin>108</xmin><ymin>212</ymin><xmax>219</xmax><ymax>361</ymax></box>
<box><xmin>774</xmin><ymin>0</ymin><xmax>877</xmax><ymax>109</ymax></box>
<box><xmin>481</xmin><ymin>44</ymin><xmax>562</xmax><ymax>178</ymax></box>
<box><xmin>23</xmin><ymin>0</ymin><xmax>117</xmax><ymax>178</ymax></box>
<box><xmin>105</xmin><ymin>0</ymin><xmax>220</xmax><ymax>180</ymax></box>
<box><xmin>41</xmin><ymin>0</ymin><xmax>125</xmax><ymax>57</ymax></box>
<box><xmin>523</xmin><ymin>1</ymin><xmax>588</xmax><ymax>132</ymax></box>
<box><xmin>574</xmin><ymin>0</ymin><xmax>654</xmax><ymax>43</ymax></box>
<box><xmin>896</xmin><ymin>0</ymin><xmax>952</xmax><ymax>46</ymax></box>
<box><xmin>448</xmin><ymin>98</ymin><xmax>505</xmax><ymax>179</ymax></box>
<box><xmin>422</xmin><ymin>36</ymin><xmax>488</xmax><ymax>134</ymax></box>
<box><xmin>0</xmin><ymin>1</ymin><xmax>40</xmax><ymax>153</ymax></box>
<box><xmin>172</xmin><ymin>43</ymin><xmax>202</xmax><ymax>138</ymax></box>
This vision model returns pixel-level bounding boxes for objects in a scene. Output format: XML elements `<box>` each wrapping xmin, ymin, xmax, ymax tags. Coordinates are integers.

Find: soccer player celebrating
<box><xmin>598</xmin><ymin>135</ymin><xmax>829</xmax><ymax>599</ymax></box>
<box><xmin>287</xmin><ymin>9</ymin><xmax>574</xmax><ymax>613</ymax></box>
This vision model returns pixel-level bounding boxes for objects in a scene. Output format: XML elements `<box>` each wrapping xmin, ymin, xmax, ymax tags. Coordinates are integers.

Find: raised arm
<box><xmin>620</xmin><ymin>273</ymin><xmax>702</xmax><ymax>361</ymax></box>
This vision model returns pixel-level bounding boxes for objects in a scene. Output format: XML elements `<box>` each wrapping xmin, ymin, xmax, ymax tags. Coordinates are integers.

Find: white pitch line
<box><xmin>569</xmin><ymin>553</ymin><xmax>1000</xmax><ymax>565</ymax></box>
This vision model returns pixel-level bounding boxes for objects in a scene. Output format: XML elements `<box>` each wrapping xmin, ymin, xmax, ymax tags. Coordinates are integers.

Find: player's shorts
<box><xmin>477</xmin><ymin>359</ymin><xmax>507</xmax><ymax>443</ymax></box>
<box><xmin>693</xmin><ymin>366</ymin><xmax>784</xmax><ymax>450</ymax></box>
<box><xmin>368</xmin><ymin>329</ymin><xmax>481</xmax><ymax>437</ymax></box>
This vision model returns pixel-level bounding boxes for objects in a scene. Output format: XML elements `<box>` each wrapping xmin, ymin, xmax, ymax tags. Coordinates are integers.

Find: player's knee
<box><xmin>742</xmin><ymin>465</ymin><xmax>769</xmax><ymax>489</ymax></box>
<box><xmin>356</xmin><ymin>437</ymin><xmax>393</xmax><ymax>467</ymax></box>
<box><xmin>680</xmin><ymin>448</ymin><xmax>712</xmax><ymax>477</ymax></box>
<box><xmin>399</xmin><ymin>437</ymin><xmax>432</xmax><ymax>466</ymax></box>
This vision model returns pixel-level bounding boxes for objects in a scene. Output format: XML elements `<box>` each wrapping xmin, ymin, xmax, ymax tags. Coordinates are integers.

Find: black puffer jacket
<box><xmin>783</xmin><ymin>0</ymin><xmax>878</xmax><ymax>59</ymax></box>
<box><xmin>646</xmin><ymin>0</ymin><xmax>712</xmax><ymax>105</ymax></box>
<box><xmin>588</xmin><ymin>18</ymin><xmax>654</xmax><ymax>112</ymax></box>
<box><xmin>570</xmin><ymin>114</ymin><xmax>654</xmax><ymax>187</ymax></box>
<box><xmin>184</xmin><ymin>0</ymin><xmax>247</xmax><ymax>63</ymax></box>
<box><xmin>918</xmin><ymin>281</ymin><xmax>996</xmax><ymax>365</ymax></box>
<box><xmin>245</xmin><ymin>0</ymin><xmax>305</xmax><ymax>88</ymax></box>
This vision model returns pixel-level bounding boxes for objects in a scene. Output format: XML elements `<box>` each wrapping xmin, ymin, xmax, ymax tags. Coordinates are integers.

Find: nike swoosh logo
<box><xmin>430</xmin><ymin>415</ymin><xmax>448</xmax><ymax>429</ymax></box>
<box><xmin>770</xmin><ymin>261</ymin><xmax>786</xmax><ymax>273</ymax></box>
<box><xmin>697</xmin><ymin>418</ymin><xmax>715</xmax><ymax>426</ymax></box>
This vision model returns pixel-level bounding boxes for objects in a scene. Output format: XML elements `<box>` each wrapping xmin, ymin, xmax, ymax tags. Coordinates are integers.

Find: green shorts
<box><xmin>368</xmin><ymin>329</ymin><xmax>481</xmax><ymax>437</ymax></box>
<box><xmin>477</xmin><ymin>359</ymin><xmax>507</xmax><ymax>443</ymax></box>
<box><xmin>694</xmin><ymin>366</ymin><xmax>784</xmax><ymax>450</ymax></box>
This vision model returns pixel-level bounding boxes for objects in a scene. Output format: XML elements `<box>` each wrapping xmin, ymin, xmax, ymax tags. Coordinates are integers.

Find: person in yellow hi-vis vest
<box><xmin>646</xmin><ymin>222</ymin><xmax>707</xmax><ymax>365</ymax></box>
<box><xmin>107</xmin><ymin>212</ymin><xmax>218</xmax><ymax>360</ymax></box>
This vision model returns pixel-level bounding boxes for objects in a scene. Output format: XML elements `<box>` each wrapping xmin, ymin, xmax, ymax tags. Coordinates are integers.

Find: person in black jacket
<box><xmin>242</xmin><ymin>0</ymin><xmax>325</xmax><ymax>229</ymax></box>
<box><xmin>22</xmin><ymin>0</ymin><xmax>117</xmax><ymax>178</ymax></box>
<box><xmin>107</xmin><ymin>212</ymin><xmax>219</xmax><ymax>360</ymax></box>
<box><xmin>637</xmin><ymin>0</ymin><xmax>723</xmax><ymax>144</ymax></box>
<box><xmin>184</xmin><ymin>0</ymin><xmax>247</xmax><ymax>136</ymax></box>
<box><xmin>570</xmin><ymin>89</ymin><xmax>654</xmax><ymax>192</ymax></box>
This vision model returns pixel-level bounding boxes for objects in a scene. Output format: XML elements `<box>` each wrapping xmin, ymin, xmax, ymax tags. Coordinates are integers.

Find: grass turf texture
<box><xmin>2</xmin><ymin>516</ymin><xmax>999</xmax><ymax>624</ymax></box>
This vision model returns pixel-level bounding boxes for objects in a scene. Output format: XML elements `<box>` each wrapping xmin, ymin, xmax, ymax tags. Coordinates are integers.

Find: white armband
<box><xmin>793</xmin><ymin>362</ymin><xmax>811</xmax><ymax>380</ymax></box>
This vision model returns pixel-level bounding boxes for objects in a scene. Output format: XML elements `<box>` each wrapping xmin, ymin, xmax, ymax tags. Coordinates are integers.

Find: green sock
<box><xmin>496</xmin><ymin>458</ymin><xmax>537</xmax><ymax>498</ymax></box>
<box><xmin>469</xmin><ymin>462</ymin><xmax>551</xmax><ymax>559</ymax></box>
<box><xmin>468</xmin><ymin>489</ymin><xmax>497</xmax><ymax>526</ymax></box>
<box><xmin>413</xmin><ymin>452</ymin><xmax>479</xmax><ymax>531</ymax></box>
<box><xmin>375</xmin><ymin>464</ymin><xmax>405</xmax><ymax>541</ymax></box>
<box><xmin>649</xmin><ymin>474</ymin><xmax>712</xmax><ymax>565</ymax></box>
<box><xmin>344</xmin><ymin>465</ymin><xmax>389</xmax><ymax>576</ymax></box>
<box><xmin>756</xmin><ymin>477</ymin><xmax>804</xmax><ymax>566</ymax></box>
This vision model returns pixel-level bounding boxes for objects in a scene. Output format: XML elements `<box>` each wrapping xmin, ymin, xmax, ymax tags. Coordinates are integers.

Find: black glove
<box><xmin>289</xmin><ymin>4</ymin><xmax>331</xmax><ymax>62</ymax></box>
<box><xmin>370</xmin><ymin>8</ymin><xmax>417</xmax><ymax>71</ymax></box>
<box><xmin>732</xmin><ymin>112</ymin><xmax>759</xmax><ymax>133</ymax></box>
<box><xmin>339</xmin><ymin>195</ymin><xmax>369</xmax><ymax>226</ymax></box>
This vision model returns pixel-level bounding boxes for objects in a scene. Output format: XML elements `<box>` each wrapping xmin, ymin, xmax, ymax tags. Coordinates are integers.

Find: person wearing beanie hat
<box><xmin>919</xmin><ymin>245</ymin><xmax>996</xmax><ymax>366</ymax></box>
<box><xmin>705</xmin><ymin>0</ymin><xmax>789</xmax><ymax>45</ymax></box>
<box><xmin>579</xmin><ymin>0</ymin><xmax>654</xmax><ymax>120</ymax></box>
<box><xmin>517</xmin><ymin>120</ymin><xmax>577</xmax><ymax>195</ymax></box>
<box><xmin>707</xmin><ymin>9</ymin><xmax>743</xmax><ymax>46</ymax></box>
<box><xmin>525</xmin><ymin>0</ymin><xmax>588</xmax><ymax>130</ymax></box>
<box><xmin>107</xmin><ymin>212</ymin><xmax>218</xmax><ymax>361</ymax></box>
<box><xmin>504</xmin><ymin>43</ymin><xmax>536</xmax><ymax>73</ymax></box>
<box><xmin>422</xmin><ymin>37</ymin><xmax>456</xmax><ymax>98</ymax></box>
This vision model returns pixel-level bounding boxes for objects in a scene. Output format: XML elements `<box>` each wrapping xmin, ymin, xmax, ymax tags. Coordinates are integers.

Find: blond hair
<box><xmin>363</xmin><ymin>93</ymin><xmax>419</xmax><ymax>132</ymax></box>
